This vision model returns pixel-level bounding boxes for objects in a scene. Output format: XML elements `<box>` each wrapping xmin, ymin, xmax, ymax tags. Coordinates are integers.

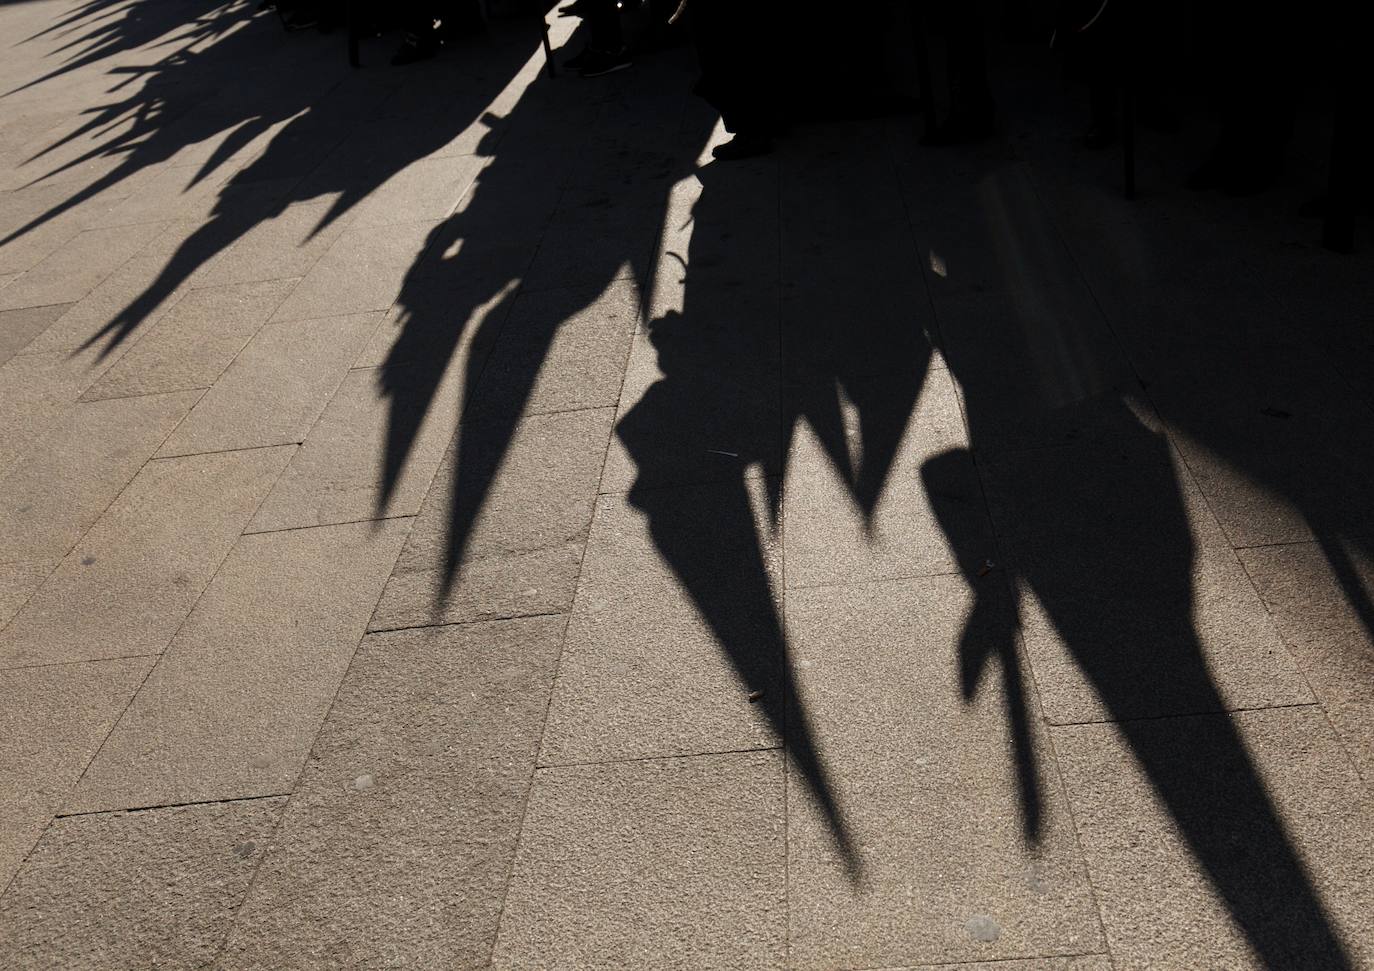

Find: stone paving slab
<box><xmin>67</xmin><ymin>519</ymin><xmax>409</xmax><ymax>813</ymax></box>
<box><xmin>81</xmin><ymin>278</ymin><xmax>297</xmax><ymax>401</ymax></box>
<box><xmin>783</xmin><ymin>367</ymin><xmax>980</xmax><ymax>589</ymax></box>
<box><xmin>371</xmin><ymin>406</ymin><xmax>612</xmax><ymax>630</ymax></box>
<box><xmin>221</xmin><ymin>615</ymin><xmax>564</xmax><ymax>970</ymax></box>
<box><xmin>0</xmin><ymin>390</ymin><xmax>200</xmax><ymax>563</ymax></box>
<box><xmin>0</xmin><ymin>445</ymin><xmax>293</xmax><ymax>668</ymax></box>
<box><xmin>0</xmin><ymin>657</ymin><xmax>152</xmax><ymax>892</ymax></box>
<box><xmin>492</xmin><ymin>751</ymin><xmax>787</xmax><ymax>970</ymax></box>
<box><xmin>978</xmin><ymin>435</ymin><xmax>1313</xmax><ymax>724</ymax></box>
<box><xmin>0</xmin><ymin>222</ymin><xmax>165</xmax><ymax>311</ymax></box>
<box><xmin>0</xmin><ymin>797</ymin><xmax>285</xmax><ymax>971</ymax></box>
<box><xmin>0</xmin><ymin>560</ymin><xmax>50</xmax><ymax>630</ymax></box>
<box><xmin>786</xmin><ymin>575</ymin><xmax>1103</xmax><ymax>970</ymax></box>
<box><xmin>189</xmin><ymin>199</ymin><xmax>352</xmax><ymax>290</ymax></box>
<box><xmin>246</xmin><ymin>361</ymin><xmax>466</xmax><ymax>532</ymax></box>
<box><xmin>0</xmin><ymin>303</ymin><xmax>68</xmax><ymax>365</ymax></box>
<box><xmin>539</xmin><ymin>486</ymin><xmax>781</xmax><ymax>766</ymax></box>
<box><xmin>1053</xmin><ymin>707</ymin><xmax>1374</xmax><ymax>969</ymax></box>
<box><xmin>155</xmin><ymin>310</ymin><xmax>381</xmax><ymax>457</ymax></box>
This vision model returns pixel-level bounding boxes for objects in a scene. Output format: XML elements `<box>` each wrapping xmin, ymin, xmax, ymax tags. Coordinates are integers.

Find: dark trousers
<box><xmin>691</xmin><ymin>1</ymin><xmax>777</xmax><ymax>134</ymax></box>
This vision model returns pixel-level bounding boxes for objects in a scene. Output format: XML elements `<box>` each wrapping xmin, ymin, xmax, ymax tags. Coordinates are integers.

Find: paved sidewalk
<box><xmin>2</xmin><ymin>1</ymin><xmax>1373</xmax><ymax>968</ymax></box>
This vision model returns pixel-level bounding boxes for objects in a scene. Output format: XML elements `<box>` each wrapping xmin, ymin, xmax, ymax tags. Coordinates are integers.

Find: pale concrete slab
<box><xmin>220</xmin><ymin>615</ymin><xmax>564</xmax><ymax>970</ymax></box>
<box><xmin>539</xmin><ymin>487</ymin><xmax>781</xmax><ymax>765</ymax></box>
<box><xmin>246</xmin><ymin>361</ymin><xmax>465</xmax><ymax>532</ymax></box>
<box><xmin>469</xmin><ymin>278</ymin><xmax>640</xmax><ymax>420</ymax></box>
<box><xmin>601</xmin><ymin>322</ymin><xmax>780</xmax><ymax>494</ymax></box>
<box><xmin>371</xmin><ymin>406</ymin><xmax>612</xmax><ymax>629</ymax></box>
<box><xmin>87</xmin><ymin>162</ymin><xmax>235</xmax><ymax>229</ymax></box>
<box><xmin>156</xmin><ymin>310</ymin><xmax>381</xmax><ymax>457</ymax></box>
<box><xmin>1053</xmin><ymin>707</ymin><xmax>1374</xmax><ymax>969</ymax></box>
<box><xmin>67</xmin><ymin>519</ymin><xmax>409</xmax><ymax>812</ymax></box>
<box><xmin>0</xmin><ymin>222</ymin><xmax>165</xmax><ymax>311</ymax></box>
<box><xmin>0</xmin><ymin>797</ymin><xmax>285</xmax><ymax>970</ymax></box>
<box><xmin>786</xmin><ymin>575</ymin><xmax>1104</xmax><ymax>969</ymax></box>
<box><xmin>784</xmin><ymin>368</ymin><xmax>982</xmax><ymax>589</ymax></box>
<box><xmin>979</xmin><ymin>436</ymin><xmax>1313</xmax><ymax>724</ymax></box>
<box><xmin>896</xmin><ymin>959</ymin><xmax>1112</xmax><ymax>971</ymax></box>
<box><xmin>0</xmin><ymin>347</ymin><xmax>120</xmax><ymax>478</ymax></box>
<box><xmin>492</xmin><ymin>751</ymin><xmax>787</xmax><ymax>970</ymax></box>
<box><xmin>0</xmin><ymin>445</ymin><xmax>293</xmax><ymax>668</ymax></box>
<box><xmin>0</xmin><ymin>561</ymin><xmax>50</xmax><ymax>629</ymax></box>
<box><xmin>189</xmin><ymin>200</ymin><xmax>350</xmax><ymax>289</ymax></box>
<box><xmin>349</xmin><ymin>154</ymin><xmax>486</xmax><ymax>227</ymax></box>
<box><xmin>1239</xmin><ymin>540</ymin><xmax>1374</xmax><ymax>785</ymax></box>
<box><xmin>81</xmin><ymin>278</ymin><xmax>297</xmax><ymax>400</ymax></box>
<box><xmin>20</xmin><ymin>250</ymin><xmax>189</xmax><ymax>354</ymax></box>
<box><xmin>0</xmin><ymin>658</ymin><xmax>152</xmax><ymax>893</ymax></box>
<box><xmin>0</xmin><ymin>303</ymin><xmax>69</xmax><ymax>365</ymax></box>
<box><xmin>269</xmin><ymin>219</ymin><xmax>441</xmax><ymax>323</ymax></box>
<box><xmin>0</xmin><ymin>391</ymin><xmax>200</xmax><ymax>562</ymax></box>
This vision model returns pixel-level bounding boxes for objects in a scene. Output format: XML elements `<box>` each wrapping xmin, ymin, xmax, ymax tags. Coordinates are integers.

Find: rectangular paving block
<box><xmin>540</xmin><ymin>487</ymin><xmax>782</xmax><ymax>765</ymax></box>
<box><xmin>21</xmin><ymin>250</ymin><xmax>190</xmax><ymax>354</ymax></box>
<box><xmin>0</xmin><ymin>391</ymin><xmax>200</xmax><ymax>563</ymax></box>
<box><xmin>0</xmin><ymin>445</ymin><xmax>293</xmax><ymax>669</ymax></box>
<box><xmin>1239</xmin><ymin>540</ymin><xmax>1374</xmax><ymax>784</ymax></box>
<box><xmin>0</xmin><ymin>797</ymin><xmax>286</xmax><ymax>971</ymax></box>
<box><xmin>468</xmin><ymin>279</ymin><xmax>640</xmax><ymax>420</ymax></box>
<box><xmin>348</xmin><ymin>154</ymin><xmax>485</xmax><ymax>227</ymax></box>
<box><xmin>1053</xmin><ymin>707</ymin><xmax>1374</xmax><ymax>969</ymax></box>
<box><xmin>67</xmin><ymin>519</ymin><xmax>409</xmax><ymax>813</ymax></box>
<box><xmin>896</xmin><ymin>960</ymin><xmax>1112</xmax><ymax>971</ymax></box>
<box><xmin>785</xmin><ymin>575</ymin><xmax>1103</xmax><ymax>969</ymax></box>
<box><xmin>492</xmin><ymin>751</ymin><xmax>787</xmax><ymax>970</ymax></box>
<box><xmin>0</xmin><ymin>658</ymin><xmax>153</xmax><ymax>893</ymax></box>
<box><xmin>0</xmin><ymin>303</ymin><xmax>69</xmax><ymax>366</ymax></box>
<box><xmin>82</xmin><ymin>278</ymin><xmax>297</xmax><ymax>400</ymax></box>
<box><xmin>0</xmin><ymin>347</ymin><xmax>122</xmax><ymax>478</ymax></box>
<box><xmin>220</xmin><ymin>616</ymin><xmax>565</xmax><ymax>970</ymax></box>
<box><xmin>0</xmin><ymin>560</ymin><xmax>50</xmax><ymax>629</ymax></box>
<box><xmin>190</xmin><ymin>200</ymin><xmax>350</xmax><ymax>289</ymax></box>
<box><xmin>247</xmin><ymin>360</ymin><xmax>466</xmax><ymax>531</ymax></box>
<box><xmin>600</xmin><ymin>321</ymin><xmax>780</xmax><ymax>494</ymax></box>
<box><xmin>156</xmin><ymin>311</ymin><xmax>382</xmax><ymax>457</ymax></box>
<box><xmin>783</xmin><ymin>368</ymin><xmax>983</xmax><ymax>589</ymax></box>
<box><xmin>0</xmin><ymin>222</ymin><xmax>165</xmax><ymax>311</ymax></box>
<box><xmin>979</xmin><ymin>435</ymin><xmax>1313</xmax><ymax>724</ymax></box>
<box><xmin>269</xmin><ymin>219</ymin><xmax>441</xmax><ymax>323</ymax></box>
<box><xmin>371</xmin><ymin>406</ymin><xmax>612</xmax><ymax>629</ymax></box>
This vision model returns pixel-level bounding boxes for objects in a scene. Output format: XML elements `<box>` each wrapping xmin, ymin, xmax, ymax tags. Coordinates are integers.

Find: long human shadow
<box><xmin>3</xmin><ymin>0</ymin><xmax>544</xmax><ymax>358</ymax></box>
<box><xmin>918</xmin><ymin>160</ymin><xmax>1354</xmax><ymax>967</ymax></box>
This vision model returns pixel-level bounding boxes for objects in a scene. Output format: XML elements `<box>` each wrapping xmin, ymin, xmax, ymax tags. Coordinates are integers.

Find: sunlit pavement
<box><xmin>1</xmin><ymin>1</ymin><xmax>1373</xmax><ymax>968</ymax></box>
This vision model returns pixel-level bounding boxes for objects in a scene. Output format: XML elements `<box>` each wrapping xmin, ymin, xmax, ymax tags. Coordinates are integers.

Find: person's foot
<box><xmin>577</xmin><ymin>47</ymin><xmax>631</xmax><ymax>77</ymax></box>
<box><xmin>391</xmin><ymin>33</ymin><xmax>439</xmax><ymax>66</ymax></box>
<box><xmin>1084</xmin><ymin>121</ymin><xmax>1116</xmax><ymax>150</ymax></box>
<box><xmin>920</xmin><ymin>104</ymin><xmax>995</xmax><ymax>146</ymax></box>
<box><xmin>711</xmin><ymin>132</ymin><xmax>772</xmax><ymax>161</ymax></box>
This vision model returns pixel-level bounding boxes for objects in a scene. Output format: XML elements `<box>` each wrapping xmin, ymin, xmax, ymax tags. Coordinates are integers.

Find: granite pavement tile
<box><xmin>67</xmin><ymin>519</ymin><xmax>409</xmax><ymax>813</ymax></box>
<box><xmin>0</xmin><ymin>222</ymin><xmax>165</xmax><ymax>311</ymax></box>
<box><xmin>491</xmin><ymin>751</ymin><xmax>787</xmax><ymax>970</ymax></box>
<box><xmin>220</xmin><ymin>616</ymin><xmax>564</xmax><ymax>970</ymax></box>
<box><xmin>0</xmin><ymin>798</ymin><xmax>286</xmax><ymax>971</ymax></box>
<box><xmin>0</xmin><ymin>445</ymin><xmax>293</xmax><ymax>668</ymax></box>
<box><xmin>0</xmin><ymin>658</ymin><xmax>153</xmax><ymax>893</ymax></box>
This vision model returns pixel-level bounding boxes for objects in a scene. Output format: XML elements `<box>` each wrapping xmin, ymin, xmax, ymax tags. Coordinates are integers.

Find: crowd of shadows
<box><xmin>5</xmin><ymin>1</ymin><xmax>1371</xmax><ymax>965</ymax></box>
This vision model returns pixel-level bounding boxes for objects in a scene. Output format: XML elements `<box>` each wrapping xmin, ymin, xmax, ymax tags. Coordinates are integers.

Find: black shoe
<box><xmin>1084</xmin><ymin>121</ymin><xmax>1116</xmax><ymax>150</ymax></box>
<box><xmin>391</xmin><ymin>34</ymin><xmax>439</xmax><ymax>66</ymax></box>
<box><xmin>711</xmin><ymin>132</ymin><xmax>772</xmax><ymax>161</ymax></box>
<box><xmin>577</xmin><ymin>47</ymin><xmax>631</xmax><ymax>78</ymax></box>
<box><xmin>920</xmin><ymin>104</ymin><xmax>996</xmax><ymax>146</ymax></box>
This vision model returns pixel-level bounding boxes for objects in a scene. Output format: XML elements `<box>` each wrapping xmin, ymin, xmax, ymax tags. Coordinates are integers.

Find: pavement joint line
<box><xmin>534</xmin><ymin>743</ymin><xmax>787</xmax><ymax>773</ymax></box>
<box><xmin>365</xmin><ymin>608</ymin><xmax>569</xmax><ymax>637</ymax></box>
<box><xmin>53</xmin><ymin>792</ymin><xmax>291</xmax><ymax>820</ymax></box>
<box><xmin>150</xmin><ymin>440</ymin><xmax>302</xmax><ymax>462</ymax></box>
<box><xmin>1047</xmin><ymin>698</ymin><xmax>1324</xmax><ymax>730</ymax></box>
<box><xmin>784</xmin><ymin>569</ymin><xmax>965</xmax><ymax>592</ymax></box>
<box><xmin>849</xmin><ymin>953</ymin><xmax>1114</xmax><ymax>971</ymax></box>
<box><xmin>241</xmin><ymin>513</ymin><xmax>417</xmax><ymax>538</ymax></box>
<box><xmin>0</xmin><ymin>653</ymin><xmax>161</xmax><ymax>673</ymax></box>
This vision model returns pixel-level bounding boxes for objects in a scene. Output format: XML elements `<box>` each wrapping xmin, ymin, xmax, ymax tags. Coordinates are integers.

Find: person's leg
<box><xmin>574</xmin><ymin>0</ymin><xmax>631</xmax><ymax>76</ymax></box>
<box><xmin>923</xmin><ymin>1</ymin><xmax>995</xmax><ymax>145</ymax></box>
